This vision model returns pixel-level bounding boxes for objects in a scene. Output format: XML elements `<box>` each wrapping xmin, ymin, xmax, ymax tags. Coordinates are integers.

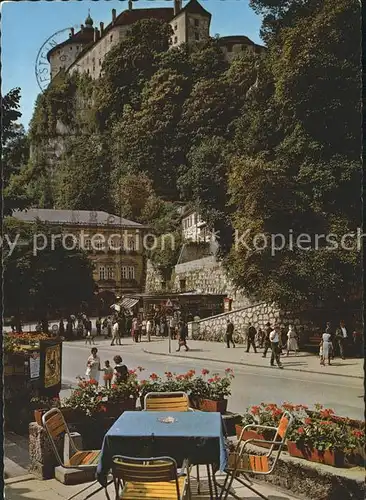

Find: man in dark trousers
<box><xmin>246</xmin><ymin>323</ymin><xmax>257</xmax><ymax>353</ymax></box>
<box><xmin>226</xmin><ymin>319</ymin><xmax>235</xmax><ymax>348</ymax></box>
<box><xmin>176</xmin><ymin>321</ymin><xmax>189</xmax><ymax>352</ymax></box>
<box><xmin>262</xmin><ymin>322</ymin><xmax>272</xmax><ymax>357</ymax></box>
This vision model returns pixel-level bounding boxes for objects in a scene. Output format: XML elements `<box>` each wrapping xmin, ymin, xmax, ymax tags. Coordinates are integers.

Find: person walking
<box><xmin>107</xmin><ymin>317</ymin><xmax>112</xmax><ymax>338</ymax></box>
<box><xmin>112</xmin><ymin>355</ymin><xmax>128</xmax><ymax>384</ymax></box>
<box><xmin>335</xmin><ymin>320</ymin><xmax>348</xmax><ymax>359</ymax></box>
<box><xmin>96</xmin><ymin>317</ymin><xmax>102</xmax><ymax>337</ymax></box>
<box><xmin>176</xmin><ymin>321</ymin><xmax>189</xmax><ymax>352</ymax></box>
<box><xmin>352</xmin><ymin>326</ymin><xmax>363</xmax><ymax>358</ymax></box>
<box><xmin>286</xmin><ymin>325</ymin><xmax>298</xmax><ymax>356</ymax></box>
<box><xmin>262</xmin><ymin>322</ymin><xmax>272</xmax><ymax>357</ymax></box>
<box><xmin>59</xmin><ymin>319</ymin><xmax>65</xmax><ymax>337</ymax></box>
<box><xmin>85</xmin><ymin>348</ymin><xmax>100</xmax><ymax>383</ymax></box>
<box><xmin>85</xmin><ymin>318</ymin><xmax>95</xmax><ymax>345</ymax></box>
<box><xmin>257</xmin><ymin>328</ymin><xmax>265</xmax><ymax>348</ymax></box>
<box><xmin>269</xmin><ymin>325</ymin><xmax>283</xmax><ymax>369</ymax></box>
<box><xmin>146</xmin><ymin>318</ymin><xmax>152</xmax><ymax>342</ymax></box>
<box><xmin>111</xmin><ymin>319</ymin><xmax>121</xmax><ymax>346</ymax></box>
<box><xmin>246</xmin><ymin>323</ymin><xmax>257</xmax><ymax>353</ymax></box>
<box><xmin>225</xmin><ymin>319</ymin><xmax>235</xmax><ymax>348</ymax></box>
<box><xmin>320</xmin><ymin>330</ymin><xmax>332</xmax><ymax>366</ymax></box>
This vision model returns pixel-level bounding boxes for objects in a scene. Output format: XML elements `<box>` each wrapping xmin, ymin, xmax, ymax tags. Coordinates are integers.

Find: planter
<box><xmin>34</xmin><ymin>409</ymin><xmax>48</xmax><ymax>426</ymax></box>
<box><xmin>287</xmin><ymin>440</ymin><xmax>345</xmax><ymax>467</ymax></box>
<box><xmin>235</xmin><ymin>426</ymin><xmax>276</xmax><ymax>449</ymax></box>
<box><xmin>104</xmin><ymin>399</ymin><xmax>136</xmax><ymax>417</ymax></box>
<box><xmin>196</xmin><ymin>398</ymin><xmax>228</xmax><ymax>414</ymax></box>
<box><xmin>60</xmin><ymin>407</ymin><xmax>85</xmax><ymax>423</ymax></box>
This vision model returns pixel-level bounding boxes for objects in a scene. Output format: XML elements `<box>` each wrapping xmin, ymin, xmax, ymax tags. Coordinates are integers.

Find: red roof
<box><xmin>114</xmin><ymin>8</ymin><xmax>174</xmax><ymax>26</ymax></box>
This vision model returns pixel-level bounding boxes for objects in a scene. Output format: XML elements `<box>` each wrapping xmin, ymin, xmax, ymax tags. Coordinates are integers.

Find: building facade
<box><xmin>47</xmin><ymin>0</ymin><xmax>265</xmax><ymax>82</ymax></box>
<box><xmin>12</xmin><ymin>209</ymin><xmax>148</xmax><ymax>298</ymax></box>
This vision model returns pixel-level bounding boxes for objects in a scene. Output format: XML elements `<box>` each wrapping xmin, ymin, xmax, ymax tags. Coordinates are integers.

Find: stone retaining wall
<box><xmin>245</xmin><ymin>443</ymin><xmax>365</xmax><ymax>500</ymax></box>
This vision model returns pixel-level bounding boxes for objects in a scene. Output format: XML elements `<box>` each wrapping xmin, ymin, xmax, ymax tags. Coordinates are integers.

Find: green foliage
<box><xmin>112</xmin><ymin>172</ymin><xmax>155</xmax><ymax>221</ymax></box>
<box><xmin>3</xmin><ymin>218</ymin><xmax>96</xmax><ymax>320</ymax></box>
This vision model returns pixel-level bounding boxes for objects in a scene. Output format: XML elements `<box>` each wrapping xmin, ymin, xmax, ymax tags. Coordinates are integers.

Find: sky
<box><xmin>1</xmin><ymin>0</ymin><xmax>263</xmax><ymax>129</ymax></box>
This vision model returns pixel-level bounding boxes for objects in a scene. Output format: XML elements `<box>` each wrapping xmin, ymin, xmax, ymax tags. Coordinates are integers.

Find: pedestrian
<box><xmin>246</xmin><ymin>323</ymin><xmax>257</xmax><ymax>353</ymax></box>
<box><xmin>112</xmin><ymin>355</ymin><xmax>128</xmax><ymax>384</ymax></box>
<box><xmin>96</xmin><ymin>317</ymin><xmax>102</xmax><ymax>337</ymax></box>
<box><xmin>85</xmin><ymin>347</ymin><xmax>100</xmax><ymax>383</ymax></box>
<box><xmin>111</xmin><ymin>319</ymin><xmax>121</xmax><ymax>346</ymax></box>
<box><xmin>146</xmin><ymin>318</ymin><xmax>152</xmax><ymax>342</ymax></box>
<box><xmin>325</xmin><ymin>321</ymin><xmax>335</xmax><ymax>359</ymax></box>
<box><xmin>100</xmin><ymin>360</ymin><xmax>114</xmax><ymax>388</ymax></box>
<box><xmin>257</xmin><ymin>328</ymin><xmax>265</xmax><ymax>348</ymax></box>
<box><xmin>225</xmin><ymin>319</ymin><xmax>235</xmax><ymax>348</ymax></box>
<box><xmin>131</xmin><ymin>317</ymin><xmax>139</xmax><ymax>343</ymax></box>
<box><xmin>320</xmin><ymin>330</ymin><xmax>332</xmax><ymax>366</ymax></box>
<box><xmin>352</xmin><ymin>327</ymin><xmax>363</xmax><ymax>358</ymax></box>
<box><xmin>66</xmin><ymin>317</ymin><xmax>73</xmax><ymax>340</ymax></box>
<box><xmin>141</xmin><ymin>318</ymin><xmax>147</xmax><ymax>339</ymax></box>
<box><xmin>107</xmin><ymin>317</ymin><xmax>112</xmax><ymax>338</ymax></box>
<box><xmin>279</xmin><ymin>326</ymin><xmax>287</xmax><ymax>353</ymax></box>
<box><xmin>176</xmin><ymin>321</ymin><xmax>189</xmax><ymax>352</ymax></box>
<box><xmin>59</xmin><ymin>318</ymin><xmax>65</xmax><ymax>337</ymax></box>
<box><xmin>335</xmin><ymin>320</ymin><xmax>348</xmax><ymax>359</ymax></box>
<box><xmin>85</xmin><ymin>318</ymin><xmax>95</xmax><ymax>345</ymax></box>
<box><xmin>269</xmin><ymin>325</ymin><xmax>283</xmax><ymax>369</ymax></box>
<box><xmin>77</xmin><ymin>319</ymin><xmax>84</xmax><ymax>338</ymax></box>
<box><xmin>286</xmin><ymin>325</ymin><xmax>298</xmax><ymax>356</ymax></box>
<box><xmin>262</xmin><ymin>322</ymin><xmax>272</xmax><ymax>358</ymax></box>
<box><xmin>70</xmin><ymin>314</ymin><xmax>76</xmax><ymax>329</ymax></box>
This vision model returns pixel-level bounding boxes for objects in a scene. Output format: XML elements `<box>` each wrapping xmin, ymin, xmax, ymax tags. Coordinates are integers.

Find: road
<box><xmin>61</xmin><ymin>338</ymin><xmax>364</xmax><ymax>420</ymax></box>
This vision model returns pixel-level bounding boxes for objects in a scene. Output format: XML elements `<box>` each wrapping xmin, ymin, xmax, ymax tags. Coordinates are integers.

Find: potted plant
<box><xmin>100</xmin><ymin>368</ymin><xmax>141</xmax><ymax>416</ymax></box>
<box><xmin>61</xmin><ymin>378</ymin><xmax>102</xmax><ymax>420</ymax></box>
<box><xmin>139</xmin><ymin>370</ymin><xmax>195</xmax><ymax>409</ymax></box>
<box><xmin>190</xmin><ymin>368</ymin><xmax>234</xmax><ymax>414</ymax></box>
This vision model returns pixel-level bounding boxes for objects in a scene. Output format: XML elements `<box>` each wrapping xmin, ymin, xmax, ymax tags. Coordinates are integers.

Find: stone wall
<box><xmin>191</xmin><ymin>302</ymin><xmax>281</xmax><ymax>342</ymax></box>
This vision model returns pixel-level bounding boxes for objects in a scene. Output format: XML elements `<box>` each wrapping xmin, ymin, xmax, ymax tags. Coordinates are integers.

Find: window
<box><xmin>94</xmin><ymin>237</ymin><xmax>104</xmax><ymax>250</ymax></box>
<box><xmin>127</xmin><ymin>266</ymin><xmax>135</xmax><ymax>279</ymax></box>
<box><xmin>70</xmin><ymin>46</ymin><xmax>73</xmax><ymax>51</ymax></box>
<box><xmin>194</xmin><ymin>19</ymin><xmax>199</xmax><ymax>27</ymax></box>
<box><xmin>84</xmin><ymin>238</ymin><xmax>92</xmax><ymax>250</ymax></box>
<box><xmin>107</xmin><ymin>266</ymin><xmax>114</xmax><ymax>279</ymax></box>
<box><xmin>195</xmin><ymin>33</ymin><xmax>200</xmax><ymax>41</ymax></box>
<box><xmin>110</xmin><ymin>35</ymin><xmax>113</xmax><ymax>42</ymax></box>
<box><xmin>121</xmin><ymin>266</ymin><xmax>128</xmax><ymax>279</ymax></box>
<box><xmin>128</xmin><ymin>239</ymin><xmax>135</xmax><ymax>251</ymax></box>
<box><xmin>99</xmin><ymin>266</ymin><xmax>106</xmax><ymax>280</ymax></box>
<box><xmin>180</xmin><ymin>279</ymin><xmax>186</xmax><ymax>292</ymax></box>
<box><xmin>174</xmin><ymin>36</ymin><xmax>178</xmax><ymax>44</ymax></box>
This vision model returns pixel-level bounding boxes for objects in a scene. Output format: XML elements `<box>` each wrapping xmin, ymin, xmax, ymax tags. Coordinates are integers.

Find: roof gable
<box><xmin>179</xmin><ymin>0</ymin><xmax>211</xmax><ymax>18</ymax></box>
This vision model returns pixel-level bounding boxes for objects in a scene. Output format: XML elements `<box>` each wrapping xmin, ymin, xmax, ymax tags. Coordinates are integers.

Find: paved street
<box><xmin>61</xmin><ymin>338</ymin><xmax>363</xmax><ymax>419</ymax></box>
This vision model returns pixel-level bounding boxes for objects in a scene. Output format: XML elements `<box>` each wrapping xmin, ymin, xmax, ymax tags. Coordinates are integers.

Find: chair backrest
<box><xmin>144</xmin><ymin>392</ymin><xmax>189</xmax><ymax>412</ymax></box>
<box><xmin>274</xmin><ymin>411</ymin><xmax>293</xmax><ymax>444</ymax></box>
<box><xmin>42</xmin><ymin>408</ymin><xmax>74</xmax><ymax>466</ymax></box>
<box><xmin>112</xmin><ymin>456</ymin><xmax>181</xmax><ymax>499</ymax></box>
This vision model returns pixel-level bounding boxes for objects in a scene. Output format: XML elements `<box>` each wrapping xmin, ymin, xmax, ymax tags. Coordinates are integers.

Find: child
<box><xmin>101</xmin><ymin>360</ymin><xmax>113</xmax><ymax>388</ymax></box>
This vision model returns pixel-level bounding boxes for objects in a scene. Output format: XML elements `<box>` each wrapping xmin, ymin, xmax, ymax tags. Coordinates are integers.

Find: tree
<box><xmin>54</xmin><ymin>134</ymin><xmax>112</xmax><ymax>211</ymax></box>
<box><xmin>112</xmin><ymin>172</ymin><xmax>155</xmax><ymax>221</ymax></box>
<box><xmin>3</xmin><ymin>218</ymin><xmax>96</xmax><ymax>325</ymax></box>
<box><xmin>226</xmin><ymin>0</ymin><xmax>362</xmax><ymax>309</ymax></box>
<box><xmin>1</xmin><ymin>88</ymin><xmax>30</xmax><ymax>215</ymax></box>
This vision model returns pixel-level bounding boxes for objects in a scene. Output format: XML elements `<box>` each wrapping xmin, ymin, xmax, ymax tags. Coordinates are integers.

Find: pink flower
<box><xmin>202</xmin><ymin>369</ymin><xmax>210</xmax><ymax>376</ymax></box>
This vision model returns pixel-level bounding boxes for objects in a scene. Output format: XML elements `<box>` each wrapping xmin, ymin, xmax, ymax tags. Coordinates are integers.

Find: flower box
<box><xmin>196</xmin><ymin>398</ymin><xmax>228</xmax><ymax>414</ymax></box>
<box><xmin>287</xmin><ymin>440</ymin><xmax>344</xmax><ymax>467</ymax></box>
<box><xmin>235</xmin><ymin>425</ymin><xmax>277</xmax><ymax>449</ymax></box>
<box><xmin>104</xmin><ymin>399</ymin><xmax>136</xmax><ymax>417</ymax></box>
<box><xmin>60</xmin><ymin>407</ymin><xmax>85</xmax><ymax>423</ymax></box>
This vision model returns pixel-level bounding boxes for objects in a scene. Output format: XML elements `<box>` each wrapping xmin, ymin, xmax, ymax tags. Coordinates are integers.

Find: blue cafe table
<box><xmin>97</xmin><ymin>411</ymin><xmax>228</xmax><ymax>496</ymax></box>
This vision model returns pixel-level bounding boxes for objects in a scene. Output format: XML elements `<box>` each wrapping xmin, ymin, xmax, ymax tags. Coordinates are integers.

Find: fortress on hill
<box><xmin>47</xmin><ymin>0</ymin><xmax>265</xmax><ymax>81</ymax></box>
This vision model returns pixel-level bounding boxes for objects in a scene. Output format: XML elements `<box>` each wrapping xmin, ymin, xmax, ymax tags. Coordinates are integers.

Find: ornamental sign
<box><xmin>35</xmin><ymin>26</ymin><xmax>80</xmax><ymax>92</ymax></box>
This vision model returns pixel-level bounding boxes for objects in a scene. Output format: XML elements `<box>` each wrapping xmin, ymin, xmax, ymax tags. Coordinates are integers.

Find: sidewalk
<box><xmin>4</xmin><ymin>468</ymin><xmax>301</xmax><ymax>500</ymax></box>
<box><xmin>142</xmin><ymin>339</ymin><xmax>363</xmax><ymax>379</ymax></box>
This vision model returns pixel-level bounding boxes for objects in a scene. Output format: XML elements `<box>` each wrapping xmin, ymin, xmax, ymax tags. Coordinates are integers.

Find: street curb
<box><xmin>4</xmin><ymin>474</ymin><xmax>35</xmax><ymax>485</ymax></box>
<box><xmin>142</xmin><ymin>348</ymin><xmax>363</xmax><ymax>380</ymax></box>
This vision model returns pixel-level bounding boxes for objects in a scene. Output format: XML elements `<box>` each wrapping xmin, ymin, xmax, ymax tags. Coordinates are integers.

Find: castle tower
<box><xmin>170</xmin><ymin>0</ymin><xmax>211</xmax><ymax>47</ymax></box>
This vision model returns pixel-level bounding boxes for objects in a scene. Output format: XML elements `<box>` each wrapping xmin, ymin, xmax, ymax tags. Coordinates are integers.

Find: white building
<box><xmin>47</xmin><ymin>0</ymin><xmax>265</xmax><ymax>82</ymax></box>
<box><xmin>181</xmin><ymin>208</ymin><xmax>211</xmax><ymax>243</ymax></box>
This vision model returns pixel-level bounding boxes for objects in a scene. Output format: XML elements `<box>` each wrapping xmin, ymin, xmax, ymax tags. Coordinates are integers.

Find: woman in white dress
<box><xmin>320</xmin><ymin>332</ymin><xmax>332</xmax><ymax>366</ymax></box>
<box><xmin>85</xmin><ymin>347</ymin><xmax>101</xmax><ymax>383</ymax></box>
<box><xmin>286</xmin><ymin>325</ymin><xmax>298</xmax><ymax>355</ymax></box>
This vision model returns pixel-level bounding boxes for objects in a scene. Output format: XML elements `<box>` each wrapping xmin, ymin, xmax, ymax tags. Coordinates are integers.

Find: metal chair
<box><xmin>216</xmin><ymin>411</ymin><xmax>294</xmax><ymax>500</ymax></box>
<box><xmin>111</xmin><ymin>455</ymin><xmax>189</xmax><ymax>499</ymax></box>
<box><xmin>143</xmin><ymin>392</ymin><xmax>202</xmax><ymax>493</ymax></box>
<box><xmin>143</xmin><ymin>392</ymin><xmax>191</xmax><ymax>412</ymax></box>
<box><xmin>42</xmin><ymin>408</ymin><xmax>112</xmax><ymax>500</ymax></box>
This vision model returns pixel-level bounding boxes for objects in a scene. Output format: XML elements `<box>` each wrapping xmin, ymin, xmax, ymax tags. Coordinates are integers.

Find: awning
<box><xmin>119</xmin><ymin>297</ymin><xmax>139</xmax><ymax>309</ymax></box>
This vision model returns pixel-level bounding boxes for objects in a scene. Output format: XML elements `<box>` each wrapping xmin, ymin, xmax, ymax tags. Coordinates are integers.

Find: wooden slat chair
<box><xmin>217</xmin><ymin>411</ymin><xmax>294</xmax><ymax>500</ymax></box>
<box><xmin>111</xmin><ymin>455</ymin><xmax>189</xmax><ymax>500</ymax></box>
<box><xmin>143</xmin><ymin>392</ymin><xmax>191</xmax><ymax>412</ymax></box>
<box><xmin>143</xmin><ymin>392</ymin><xmax>201</xmax><ymax>493</ymax></box>
<box><xmin>42</xmin><ymin>408</ymin><xmax>111</xmax><ymax>500</ymax></box>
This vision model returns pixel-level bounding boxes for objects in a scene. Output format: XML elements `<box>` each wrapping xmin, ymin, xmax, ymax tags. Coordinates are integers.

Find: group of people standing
<box><xmin>319</xmin><ymin>320</ymin><xmax>356</xmax><ymax>365</ymax></box>
<box><xmin>85</xmin><ymin>348</ymin><xmax>128</xmax><ymax>388</ymax></box>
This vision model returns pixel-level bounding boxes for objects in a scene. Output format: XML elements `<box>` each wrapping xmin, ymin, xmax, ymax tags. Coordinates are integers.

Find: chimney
<box><xmin>112</xmin><ymin>8</ymin><xmax>116</xmax><ymax>24</ymax></box>
<box><xmin>70</xmin><ymin>27</ymin><xmax>75</xmax><ymax>36</ymax></box>
<box><xmin>174</xmin><ymin>0</ymin><xmax>182</xmax><ymax>15</ymax></box>
<box><xmin>100</xmin><ymin>22</ymin><xmax>104</xmax><ymax>35</ymax></box>
<box><xmin>81</xmin><ymin>24</ymin><xmax>84</xmax><ymax>31</ymax></box>
<box><xmin>128</xmin><ymin>0</ymin><xmax>133</xmax><ymax>10</ymax></box>
<box><xmin>94</xmin><ymin>28</ymin><xmax>100</xmax><ymax>42</ymax></box>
